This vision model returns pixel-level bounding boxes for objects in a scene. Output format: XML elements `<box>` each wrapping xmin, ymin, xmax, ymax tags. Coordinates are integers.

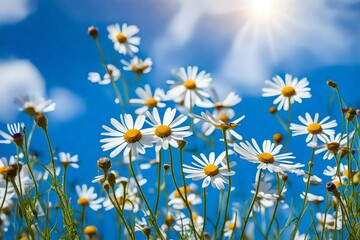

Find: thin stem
<box><xmin>239</xmin><ymin>169</ymin><xmax>263</xmax><ymax>239</ymax></box>
<box><xmin>62</xmin><ymin>166</ymin><xmax>68</xmax><ymax>195</ymax></box>
<box><xmin>26</xmin><ymin>120</ymin><xmax>36</xmax><ymax>152</ymax></box>
<box><xmin>154</xmin><ymin>150</ymin><xmax>162</xmax><ymax>215</ymax></box>
<box><xmin>201</xmin><ymin>188</ymin><xmax>207</xmax><ymax>238</ymax></box>
<box><xmin>212</xmin><ymin>190</ymin><xmax>223</xmax><ymax>240</ymax></box>
<box><xmin>21</xmin><ymin>146</ymin><xmax>40</xmax><ymax>198</ymax></box>
<box><xmin>179</xmin><ymin>147</ymin><xmax>188</xmax><ymax>203</ymax></box>
<box><xmin>80</xmin><ymin>206</ymin><xmax>86</xmax><ymax>237</ymax></box>
<box><xmin>0</xmin><ymin>180</ymin><xmax>9</xmax><ymax>213</ymax></box>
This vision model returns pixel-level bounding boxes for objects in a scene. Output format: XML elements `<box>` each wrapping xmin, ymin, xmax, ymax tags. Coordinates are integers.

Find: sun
<box><xmin>246</xmin><ymin>0</ymin><xmax>283</xmax><ymax>22</ymax></box>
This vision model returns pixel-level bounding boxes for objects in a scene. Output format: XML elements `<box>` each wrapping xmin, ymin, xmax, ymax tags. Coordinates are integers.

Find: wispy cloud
<box><xmin>0</xmin><ymin>0</ymin><xmax>35</xmax><ymax>25</ymax></box>
<box><xmin>0</xmin><ymin>59</ymin><xmax>45</xmax><ymax>122</ymax></box>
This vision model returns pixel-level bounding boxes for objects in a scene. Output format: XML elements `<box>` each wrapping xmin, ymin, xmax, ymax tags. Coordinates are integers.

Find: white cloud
<box><xmin>49</xmin><ymin>88</ymin><xmax>86</xmax><ymax>122</ymax></box>
<box><xmin>0</xmin><ymin>0</ymin><xmax>35</xmax><ymax>25</ymax></box>
<box><xmin>0</xmin><ymin>59</ymin><xmax>45</xmax><ymax>122</ymax></box>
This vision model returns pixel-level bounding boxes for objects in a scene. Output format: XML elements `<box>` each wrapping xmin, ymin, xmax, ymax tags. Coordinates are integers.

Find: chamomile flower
<box><xmin>300</xmin><ymin>192</ymin><xmax>324</xmax><ymax>204</ymax></box>
<box><xmin>58</xmin><ymin>152</ymin><xmax>79</xmax><ymax>168</ymax></box>
<box><xmin>100</xmin><ymin>114</ymin><xmax>153</xmax><ymax>158</ymax></box>
<box><xmin>323</xmin><ymin>164</ymin><xmax>345</xmax><ymax>180</ymax></box>
<box><xmin>303</xmin><ymin>174</ymin><xmax>322</xmax><ymax>185</ymax></box>
<box><xmin>262</xmin><ymin>74</ymin><xmax>311</xmax><ymax>111</ymax></box>
<box><xmin>129</xmin><ymin>84</ymin><xmax>166</xmax><ymax>115</ymax></box>
<box><xmin>166</xmin><ymin>66</ymin><xmax>212</xmax><ymax>109</ymax></box>
<box><xmin>168</xmin><ymin>193</ymin><xmax>202</xmax><ymax>210</ymax></box>
<box><xmin>14</xmin><ymin>95</ymin><xmax>56</xmax><ymax>116</ymax></box>
<box><xmin>197</xmin><ymin>88</ymin><xmax>242</xmax><ymax>113</ymax></box>
<box><xmin>42</xmin><ymin>166</ymin><xmax>61</xmax><ymax>181</ymax></box>
<box><xmin>76</xmin><ymin>184</ymin><xmax>104</xmax><ymax>211</ymax></box>
<box><xmin>121</xmin><ymin>56</ymin><xmax>152</xmax><ymax>74</ymax></box>
<box><xmin>107</xmin><ymin>23</ymin><xmax>140</xmax><ymax>56</ymax></box>
<box><xmin>316</xmin><ymin>212</ymin><xmax>342</xmax><ymax>230</ymax></box>
<box><xmin>0</xmin><ymin>123</ymin><xmax>24</xmax><ymax>145</ymax></box>
<box><xmin>146</xmin><ymin>108</ymin><xmax>192</xmax><ymax>151</ymax></box>
<box><xmin>290</xmin><ymin>113</ymin><xmax>337</xmax><ymax>147</ymax></box>
<box><xmin>233</xmin><ymin>139</ymin><xmax>296</xmax><ymax>173</ymax></box>
<box><xmin>315</xmin><ymin>132</ymin><xmax>353</xmax><ymax>160</ymax></box>
<box><xmin>88</xmin><ymin>64</ymin><xmax>120</xmax><ymax>85</ymax></box>
<box><xmin>224</xmin><ymin>211</ymin><xmax>241</xmax><ymax>237</ymax></box>
<box><xmin>294</xmin><ymin>231</ymin><xmax>310</xmax><ymax>240</ymax></box>
<box><xmin>183</xmin><ymin>151</ymin><xmax>235</xmax><ymax>190</ymax></box>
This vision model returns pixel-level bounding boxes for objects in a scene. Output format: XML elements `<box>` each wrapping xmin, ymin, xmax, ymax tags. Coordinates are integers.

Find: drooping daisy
<box><xmin>76</xmin><ymin>184</ymin><xmax>104</xmax><ymax>211</ymax></box>
<box><xmin>146</xmin><ymin>108</ymin><xmax>192</xmax><ymax>152</ymax></box>
<box><xmin>88</xmin><ymin>64</ymin><xmax>121</xmax><ymax>85</ymax></box>
<box><xmin>183</xmin><ymin>151</ymin><xmax>235</xmax><ymax>190</ymax></box>
<box><xmin>107</xmin><ymin>23</ymin><xmax>140</xmax><ymax>56</ymax></box>
<box><xmin>315</xmin><ymin>132</ymin><xmax>353</xmax><ymax>160</ymax></box>
<box><xmin>233</xmin><ymin>139</ymin><xmax>296</xmax><ymax>173</ymax></box>
<box><xmin>262</xmin><ymin>74</ymin><xmax>311</xmax><ymax>111</ymax></box>
<box><xmin>0</xmin><ymin>123</ymin><xmax>24</xmax><ymax>146</ymax></box>
<box><xmin>303</xmin><ymin>174</ymin><xmax>322</xmax><ymax>185</ymax></box>
<box><xmin>58</xmin><ymin>152</ymin><xmax>79</xmax><ymax>169</ymax></box>
<box><xmin>121</xmin><ymin>56</ymin><xmax>152</xmax><ymax>75</ymax></box>
<box><xmin>316</xmin><ymin>212</ymin><xmax>342</xmax><ymax>230</ymax></box>
<box><xmin>300</xmin><ymin>192</ymin><xmax>324</xmax><ymax>204</ymax></box>
<box><xmin>290</xmin><ymin>113</ymin><xmax>337</xmax><ymax>147</ymax></box>
<box><xmin>14</xmin><ymin>95</ymin><xmax>56</xmax><ymax>116</ymax></box>
<box><xmin>129</xmin><ymin>84</ymin><xmax>166</xmax><ymax>115</ymax></box>
<box><xmin>224</xmin><ymin>210</ymin><xmax>241</xmax><ymax>237</ymax></box>
<box><xmin>166</xmin><ymin>66</ymin><xmax>212</xmax><ymax>109</ymax></box>
<box><xmin>100</xmin><ymin>114</ymin><xmax>153</xmax><ymax>158</ymax></box>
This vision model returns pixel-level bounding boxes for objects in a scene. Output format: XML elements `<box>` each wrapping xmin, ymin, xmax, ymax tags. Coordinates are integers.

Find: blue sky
<box><xmin>1</xmin><ymin>0</ymin><xmax>360</xmax><ymax>238</ymax></box>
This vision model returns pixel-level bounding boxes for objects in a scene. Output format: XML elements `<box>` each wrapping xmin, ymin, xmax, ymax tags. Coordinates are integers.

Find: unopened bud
<box><xmin>107</xmin><ymin>173</ymin><xmax>116</xmax><ymax>188</ymax></box>
<box><xmin>269</xmin><ymin>106</ymin><xmax>277</xmax><ymax>114</ymax></box>
<box><xmin>326</xmin><ymin>181</ymin><xmax>336</xmax><ymax>192</ymax></box>
<box><xmin>142</xmin><ymin>227</ymin><xmax>151</xmax><ymax>237</ymax></box>
<box><xmin>345</xmin><ymin>108</ymin><xmax>356</xmax><ymax>121</ymax></box>
<box><xmin>326</xmin><ymin>80</ymin><xmax>337</xmax><ymax>88</ymax></box>
<box><xmin>88</xmin><ymin>26</ymin><xmax>98</xmax><ymax>39</ymax></box>
<box><xmin>35</xmin><ymin>113</ymin><xmax>47</xmax><ymax>130</ymax></box>
<box><xmin>3</xmin><ymin>164</ymin><xmax>18</xmax><ymax>180</ymax></box>
<box><xmin>163</xmin><ymin>164</ymin><xmax>170</xmax><ymax>171</ymax></box>
<box><xmin>84</xmin><ymin>225</ymin><xmax>97</xmax><ymax>236</ymax></box>
<box><xmin>97</xmin><ymin>157</ymin><xmax>111</xmax><ymax>172</ymax></box>
<box><xmin>308</xmin><ymin>161</ymin><xmax>314</xmax><ymax>167</ymax></box>
<box><xmin>273</xmin><ymin>133</ymin><xmax>283</xmax><ymax>144</ymax></box>
<box><xmin>177</xmin><ymin>140</ymin><xmax>187</xmax><ymax>150</ymax></box>
<box><xmin>281</xmin><ymin>174</ymin><xmax>288</xmax><ymax>182</ymax></box>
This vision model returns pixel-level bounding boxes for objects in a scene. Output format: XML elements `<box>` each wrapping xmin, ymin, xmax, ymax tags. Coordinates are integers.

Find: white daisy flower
<box><xmin>300</xmin><ymin>192</ymin><xmax>324</xmax><ymax>204</ymax></box>
<box><xmin>92</xmin><ymin>170</ymin><xmax>121</xmax><ymax>185</ymax></box>
<box><xmin>76</xmin><ymin>184</ymin><xmax>104</xmax><ymax>211</ymax></box>
<box><xmin>294</xmin><ymin>231</ymin><xmax>310</xmax><ymax>240</ymax></box>
<box><xmin>88</xmin><ymin>64</ymin><xmax>121</xmax><ymax>85</ymax></box>
<box><xmin>233</xmin><ymin>139</ymin><xmax>296</xmax><ymax>173</ymax></box>
<box><xmin>183</xmin><ymin>151</ymin><xmax>235</xmax><ymax>190</ymax></box>
<box><xmin>197</xmin><ymin>88</ymin><xmax>242</xmax><ymax>112</ymax></box>
<box><xmin>316</xmin><ymin>212</ymin><xmax>342</xmax><ymax>230</ymax></box>
<box><xmin>262</xmin><ymin>74</ymin><xmax>311</xmax><ymax>111</ymax></box>
<box><xmin>107</xmin><ymin>23</ymin><xmax>140</xmax><ymax>56</ymax></box>
<box><xmin>0</xmin><ymin>123</ymin><xmax>24</xmax><ymax>145</ymax></box>
<box><xmin>168</xmin><ymin>193</ymin><xmax>202</xmax><ymax>210</ymax></box>
<box><xmin>290</xmin><ymin>113</ymin><xmax>337</xmax><ymax>147</ymax></box>
<box><xmin>42</xmin><ymin>166</ymin><xmax>61</xmax><ymax>181</ymax></box>
<box><xmin>190</xmin><ymin>110</ymin><xmax>245</xmax><ymax>141</ymax></box>
<box><xmin>100</xmin><ymin>114</ymin><xmax>153</xmax><ymax>158</ymax></box>
<box><xmin>224</xmin><ymin>211</ymin><xmax>241</xmax><ymax>237</ymax></box>
<box><xmin>323</xmin><ymin>164</ymin><xmax>344</xmax><ymax>180</ymax></box>
<box><xmin>303</xmin><ymin>174</ymin><xmax>322</xmax><ymax>185</ymax></box>
<box><xmin>14</xmin><ymin>95</ymin><xmax>56</xmax><ymax>116</ymax></box>
<box><xmin>166</xmin><ymin>66</ymin><xmax>212</xmax><ymax>109</ymax></box>
<box><xmin>58</xmin><ymin>152</ymin><xmax>79</xmax><ymax>169</ymax></box>
<box><xmin>121</xmin><ymin>56</ymin><xmax>152</xmax><ymax>74</ymax></box>
<box><xmin>146</xmin><ymin>108</ymin><xmax>192</xmax><ymax>152</ymax></box>
<box><xmin>129</xmin><ymin>84</ymin><xmax>166</xmax><ymax>115</ymax></box>
<box><xmin>315</xmin><ymin>132</ymin><xmax>353</xmax><ymax>160</ymax></box>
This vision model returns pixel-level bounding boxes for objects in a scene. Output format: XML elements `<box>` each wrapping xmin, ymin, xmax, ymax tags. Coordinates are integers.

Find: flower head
<box><xmin>166</xmin><ymin>66</ymin><xmax>212</xmax><ymax>109</ymax></box>
<box><xmin>183</xmin><ymin>151</ymin><xmax>235</xmax><ymax>190</ymax></box>
<box><xmin>130</xmin><ymin>84</ymin><xmax>166</xmax><ymax>115</ymax></box>
<box><xmin>0</xmin><ymin>123</ymin><xmax>24</xmax><ymax>146</ymax></box>
<box><xmin>315</xmin><ymin>132</ymin><xmax>353</xmax><ymax>159</ymax></box>
<box><xmin>88</xmin><ymin>64</ymin><xmax>120</xmax><ymax>85</ymax></box>
<box><xmin>290</xmin><ymin>113</ymin><xmax>337</xmax><ymax>147</ymax></box>
<box><xmin>107</xmin><ymin>23</ymin><xmax>140</xmax><ymax>56</ymax></box>
<box><xmin>76</xmin><ymin>184</ymin><xmax>104</xmax><ymax>211</ymax></box>
<box><xmin>146</xmin><ymin>108</ymin><xmax>192</xmax><ymax>152</ymax></box>
<box><xmin>122</xmin><ymin>56</ymin><xmax>152</xmax><ymax>74</ymax></box>
<box><xmin>58</xmin><ymin>152</ymin><xmax>79</xmax><ymax>169</ymax></box>
<box><xmin>262</xmin><ymin>74</ymin><xmax>311</xmax><ymax>111</ymax></box>
<box><xmin>14</xmin><ymin>96</ymin><xmax>56</xmax><ymax>116</ymax></box>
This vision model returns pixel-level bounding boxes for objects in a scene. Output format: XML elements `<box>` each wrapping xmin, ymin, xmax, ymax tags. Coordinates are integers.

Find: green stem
<box><xmin>212</xmin><ymin>190</ymin><xmax>223</xmax><ymax>240</ymax></box>
<box><xmin>239</xmin><ymin>169</ymin><xmax>263</xmax><ymax>239</ymax></box>
<box><xmin>0</xmin><ymin>180</ymin><xmax>9</xmax><ymax>213</ymax></box>
<box><xmin>154</xmin><ymin>150</ymin><xmax>162</xmax><ymax>215</ymax></box>
<box><xmin>201</xmin><ymin>188</ymin><xmax>207</xmax><ymax>238</ymax></box>
<box><xmin>62</xmin><ymin>166</ymin><xmax>68</xmax><ymax>195</ymax></box>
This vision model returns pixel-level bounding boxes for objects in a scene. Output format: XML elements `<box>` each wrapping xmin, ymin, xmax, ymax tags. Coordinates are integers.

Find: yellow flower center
<box><xmin>203</xmin><ymin>164</ymin><xmax>219</xmax><ymax>176</ymax></box>
<box><xmin>333</xmin><ymin>180</ymin><xmax>340</xmax><ymax>188</ymax></box>
<box><xmin>192</xmin><ymin>213</ymin><xmax>199</xmax><ymax>221</ymax></box>
<box><xmin>124</xmin><ymin>129</ymin><xmax>142</xmax><ymax>143</ymax></box>
<box><xmin>25</xmin><ymin>106</ymin><xmax>36</xmax><ymax>116</ymax></box>
<box><xmin>184</xmin><ymin>80</ymin><xmax>196</xmax><ymax>90</ymax></box>
<box><xmin>145</xmin><ymin>98</ymin><xmax>158</xmax><ymax>108</ymax></box>
<box><xmin>218</xmin><ymin>114</ymin><xmax>230</xmax><ymax>123</ymax></box>
<box><xmin>164</xmin><ymin>215</ymin><xmax>175</xmax><ymax>226</ymax></box>
<box><xmin>327</xmin><ymin>221</ymin><xmax>335</xmax><ymax>227</ymax></box>
<box><xmin>77</xmin><ymin>197</ymin><xmax>89</xmax><ymax>206</ymax></box>
<box><xmin>116</xmin><ymin>197</ymin><xmax>131</xmax><ymax>205</ymax></box>
<box><xmin>307</xmin><ymin>123</ymin><xmax>322</xmax><ymax>134</ymax></box>
<box><xmin>0</xmin><ymin>166</ymin><xmax>6</xmax><ymax>174</ymax></box>
<box><xmin>131</xmin><ymin>66</ymin><xmax>148</xmax><ymax>74</ymax></box>
<box><xmin>84</xmin><ymin>226</ymin><xmax>97</xmax><ymax>236</ymax></box>
<box><xmin>258</xmin><ymin>152</ymin><xmax>274</xmax><ymax>164</ymax></box>
<box><xmin>154</xmin><ymin>125</ymin><xmax>172</xmax><ymax>138</ymax></box>
<box><xmin>327</xmin><ymin>142</ymin><xmax>339</xmax><ymax>152</ymax></box>
<box><xmin>214</xmin><ymin>103</ymin><xmax>224</xmax><ymax>110</ymax></box>
<box><xmin>174</xmin><ymin>186</ymin><xmax>192</xmax><ymax>198</ymax></box>
<box><xmin>229</xmin><ymin>222</ymin><xmax>237</xmax><ymax>230</ymax></box>
<box><xmin>116</xmin><ymin>33</ymin><xmax>127</xmax><ymax>43</ymax></box>
<box><xmin>281</xmin><ymin>86</ymin><xmax>296</xmax><ymax>97</ymax></box>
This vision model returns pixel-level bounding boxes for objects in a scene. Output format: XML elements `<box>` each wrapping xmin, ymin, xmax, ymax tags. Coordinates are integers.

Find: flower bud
<box><xmin>163</xmin><ymin>164</ymin><xmax>170</xmax><ymax>171</ymax></box>
<box><xmin>326</xmin><ymin>182</ymin><xmax>336</xmax><ymax>192</ymax></box>
<box><xmin>107</xmin><ymin>173</ymin><xmax>116</xmax><ymax>188</ymax></box>
<box><xmin>281</xmin><ymin>174</ymin><xmax>288</xmax><ymax>182</ymax></box>
<box><xmin>308</xmin><ymin>161</ymin><xmax>314</xmax><ymax>168</ymax></box>
<box><xmin>88</xmin><ymin>26</ymin><xmax>98</xmax><ymax>39</ymax></box>
<box><xmin>326</xmin><ymin>80</ymin><xmax>337</xmax><ymax>88</ymax></box>
<box><xmin>269</xmin><ymin>106</ymin><xmax>277</xmax><ymax>114</ymax></box>
<box><xmin>177</xmin><ymin>140</ymin><xmax>187</xmax><ymax>150</ymax></box>
<box><xmin>97</xmin><ymin>157</ymin><xmax>111</xmax><ymax>172</ymax></box>
<box><xmin>142</xmin><ymin>227</ymin><xmax>151</xmax><ymax>237</ymax></box>
<box><xmin>345</xmin><ymin>107</ymin><xmax>356</xmax><ymax>121</ymax></box>
<box><xmin>84</xmin><ymin>225</ymin><xmax>97</xmax><ymax>236</ymax></box>
<box><xmin>273</xmin><ymin>133</ymin><xmax>283</xmax><ymax>144</ymax></box>
<box><xmin>35</xmin><ymin>113</ymin><xmax>47</xmax><ymax>130</ymax></box>
<box><xmin>3</xmin><ymin>164</ymin><xmax>18</xmax><ymax>180</ymax></box>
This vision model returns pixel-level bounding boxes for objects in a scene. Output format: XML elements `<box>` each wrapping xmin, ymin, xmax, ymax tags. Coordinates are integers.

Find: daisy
<box><xmin>315</xmin><ymin>132</ymin><xmax>353</xmax><ymax>160</ymax></box>
<box><xmin>290</xmin><ymin>113</ymin><xmax>337</xmax><ymax>147</ymax></box>
<box><xmin>14</xmin><ymin>95</ymin><xmax>56</xmax><ymax>116</ymax></box>
<box><xmin>129</xmin><ymin>84</ymin><xmax>166</xmax><ymax>115</ymax></box>
<box><xmin>58</xmin><ymin>152</ymin><xmax>79</xmax><ymax>169</ymax></box>
<box><xmin>121</xmin><ymin>56</ymin><xmax>152</xmax><ymax>74</ymax></box>
<box><xmin>224</xmin><ymin>211</ymin><xmax>241</xmax><ymax>237</ymax></box>
<box><xmin>168</xmin><ymin>193</ymin><xmax>202</xmax><ymax>210</ymax></box>
<box><xmin>100</xmin><ymin>114</ymin><xmax>153</xmax><ymax>158</ymax></box>
<box><xmin>88</xmin><ymin>64</ymin><xmax>121</xmax><ymax>85</ymax></box>
<box><xmin>183</xmin><ymin>151</ymin><xmax>235</xmax><ymax>190</ymax></box>
<box><xmin>197</xmin><ymin>88</ymin><xmax>242</xmax><ymax>113</ymax></box>
<box><xmin>300</xmin><ymin>192</ymin><xmax>324</xmax><ymax>204</ymax></box>
<box><xmin>323</xmin><ymin>164</ymin><xmax>344</xmax><ymax>180</ymax></box>
<box><xmin>76</xmin><ymin>184</ymin><xmax>104</xmax><ymax>211</ymax></box>
<box><xmin>146</xmin><ymin>108</ymin><xmax>192</xmax><ymax>152</ymax></box>
<box><xmin>294</xmin><ymin>231</ymin><xmax>310</xmax><ymax>240</ymax></box>
<box><xmin>107</xmin><ymin>23</ymin><xmax>140</xmax><ymax>56</ymax></box>
<box><xmin>166</xmin><ymin>66</ymin><xmax>212</xmax><ymax>109</ymax></box>
<box><xmin>262</xmin><ymin>74</ymin><xmax>311</xmax><ymax>111</ymax></box>
<box><xmin>42</xmin><ymin>166</ymin><xmax>61</xmax><ymax>181</ymax></box>
<box><xmin>233</xmin><ymin>139</ymin><xmax>296</xmax><ymax>173</ymax></box>
<box><xmin>0</xmin><ymin>123</ymin><xmax>24</xmax><ymax>145</ymax></box>
<box><xmin>316</xmin><ymin>212</ymin><xmax>342</xmax><ymax>230</ymax></box>
<box><xmin>303</xmin><ymin>174</ymin><xmax>322</xmax><ymax>185</ymax></box>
